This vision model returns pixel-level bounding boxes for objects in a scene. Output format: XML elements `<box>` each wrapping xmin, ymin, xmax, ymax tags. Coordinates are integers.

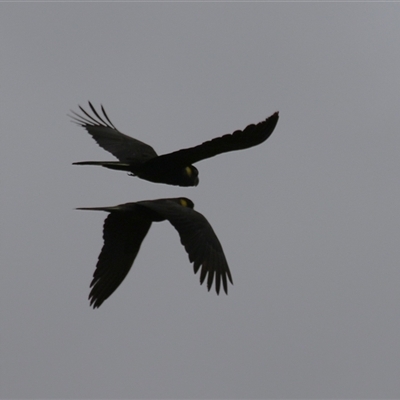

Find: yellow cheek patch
<box><xmin>185</xmin><ymin>166</ymin><xmax>192</xmax><ymax>177</ymax></box>
<box><xmin>180</xmin><ymin>198</ymin><xmax>188</xmax><ymax>207</ymax></box>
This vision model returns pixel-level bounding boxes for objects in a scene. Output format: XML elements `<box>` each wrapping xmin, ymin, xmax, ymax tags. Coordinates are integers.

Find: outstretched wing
<box><xmin>149</xmin><ymin>112</ymin><xmax>279</xmax><ymax>168</ymax></box>
<box><xmin>79</xmin><ymin>205</ymin><xmax>152</xmax><ymax>308</ymax></box>
<box><xmin>70</xmin><ymin>102</ymin><xmax>158</xmax><ymax>163</ymax></box>
<box><xmin>141</xmin><ymin>199</ymin><xmax>233</xmax><ymax>294</ymax></box>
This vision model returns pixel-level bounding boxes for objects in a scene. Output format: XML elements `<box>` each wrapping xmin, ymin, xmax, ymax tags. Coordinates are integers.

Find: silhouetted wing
<box><xmin>150</xmin><ymin>112</ymin><xmax>279</xmax><ymax>168</ymax></box>
<box><xmin>70</xmin><ymin>102</ymin><xmax>158</xmax><ymax>163</ymax></box>
<box><xmin>82</xmin><ymin>205</ymin><xmax>152</xmax><ymax>308</ymax></box>
<box><xmin>141</xmin><ymin>199</ymin><xmax>233</xmax><ymax>294</ymax></box>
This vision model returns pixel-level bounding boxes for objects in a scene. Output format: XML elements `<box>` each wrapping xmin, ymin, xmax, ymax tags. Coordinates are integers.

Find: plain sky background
<box><xmin>2</xmin><ymin>3</ymin><xmax>400</xmax><ymax>399</ymax></box>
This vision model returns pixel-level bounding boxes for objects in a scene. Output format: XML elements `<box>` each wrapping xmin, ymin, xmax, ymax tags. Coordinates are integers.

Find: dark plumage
<box><xmin>70</xmin><ymin>102</ymin><xmax>279</xmax><ymax>186</ymax></box>
<box><xmin>77</xmin><ymin>198</ymin><xmax>232</xmax><ymax>308</ymax></box>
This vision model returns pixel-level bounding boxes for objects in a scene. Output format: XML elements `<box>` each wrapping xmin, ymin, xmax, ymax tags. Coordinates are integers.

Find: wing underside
<box><xmin>148</xmin><ymin>111</ymin><xmax>279</xmax><ymax>168</ymax></box>
<box><xmin>141</xmin><ymin>200</ymin><xmax>233</xmax><ymax>294</ymax></box>
<box><xmin>70</xmin><ymin>102</ymin><xmax>158</xmax><ymax>163</ymax></box>
<box><xmin>87</xmin><ymin>209</ymin><xmax>152</xmax><ymax>308</ymax></box>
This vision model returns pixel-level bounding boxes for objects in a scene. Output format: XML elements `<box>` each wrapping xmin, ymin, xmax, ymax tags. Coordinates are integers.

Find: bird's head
<box><xmin>180</xmin><ymin>165</ymin><xmax>199</xmax><ymax>186</ymax></box>
<box><xmin>170</xmin><ymin>197</ymin><xmax>194</xmax><ymax>209</ymax></box>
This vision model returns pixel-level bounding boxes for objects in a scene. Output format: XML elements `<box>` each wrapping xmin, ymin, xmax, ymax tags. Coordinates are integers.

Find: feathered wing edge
<box><xmin>148</xmin><ymin>111</ymin><xmax>279</xmax><ymax>168</ymax></box>
<box><xmin>140</xmin><ymin>200</ymin><xmax>233</xmax><ymax>294</ymax></box>
<box><xmin>69</xmin><ymin>102</ymin><xmax>158</xmax><ymax>163</ymax></box>
<box><xmin>77</xmin><ymin>206</ymin><xmax>152</xmax><ymax>308</ymax></box>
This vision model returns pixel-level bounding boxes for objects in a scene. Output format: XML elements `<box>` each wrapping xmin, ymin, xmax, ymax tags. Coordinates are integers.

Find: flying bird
<box><xmin>77</xmin><ymin>198</ymin><xmax>232</xmax><ymax>308</ymax></box>
<box><xmin>70</xmin><ymin>102</ymin><xmax>279</xmax><ymax>186</ymax></box>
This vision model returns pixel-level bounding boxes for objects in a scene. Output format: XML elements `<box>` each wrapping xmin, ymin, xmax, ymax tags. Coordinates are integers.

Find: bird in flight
<box><xmin>70</xmin><ymin>102</ymin><xmax>279</xmax><ymax>186</ymax></box>
<box><xmin>77</xmin><ymin>197</ymin><xmax>232</xmax><ymax>308</ymax></box>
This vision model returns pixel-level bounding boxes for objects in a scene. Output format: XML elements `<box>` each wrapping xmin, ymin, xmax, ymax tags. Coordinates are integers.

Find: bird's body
<box><xmin>70</xmin><ymin>102</ymin><xmax>279</xmax><ymax>186</ymax></box>
<box><xmin>78</xmin><ymin>198</ymin><xmax>232</xmax><ymax>308</ymax></box>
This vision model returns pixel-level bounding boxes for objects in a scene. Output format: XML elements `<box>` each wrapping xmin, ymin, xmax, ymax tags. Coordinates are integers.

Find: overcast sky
<box><xmin>2</xmin><ymin>3</ymin><xmax>400</xmax><ymax>399</ymax></box>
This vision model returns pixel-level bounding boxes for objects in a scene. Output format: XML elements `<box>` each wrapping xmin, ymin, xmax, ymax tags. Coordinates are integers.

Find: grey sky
<box><xmin>2</xmin><ymin>3</ymin><xmax>400</xmax><ymax>399</ymax></box>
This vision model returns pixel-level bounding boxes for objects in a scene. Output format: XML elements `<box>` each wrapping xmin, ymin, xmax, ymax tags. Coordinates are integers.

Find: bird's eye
<box><xmin>185</xmin><ymin>166</ymin><xmax>192</xmax><ymax>177</ymax></box>
<box><xmin>179</xmin><ymin>198</ymin><xmax>188</xmax><ymax>207</ymax></box>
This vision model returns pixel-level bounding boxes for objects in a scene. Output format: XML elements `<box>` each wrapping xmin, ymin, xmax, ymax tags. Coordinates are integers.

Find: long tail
<box><xmin>75</xmin><ymin>207</ymin><xmax>116</xmax><ymax>212</ymax></box>
<box><xmin>72</xmin><ymin>161</ymin><xmax>132</xmax><ymax>172</ymax></box>
<box><xmin>75</xmin><ymin>203</ymin><xmax>134</xmax><ymax>212</ymax></box>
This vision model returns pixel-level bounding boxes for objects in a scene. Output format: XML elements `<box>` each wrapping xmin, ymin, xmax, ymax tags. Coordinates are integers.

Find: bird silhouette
<box><xmin>77</xmin><ymin>198</ymin><xmax>232</xmax><ymax>308</ymax></box>
<box><xmin>70</xmin><ymin>102</ymin><xmax>279</xmax><ymax>186</ymax></box>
